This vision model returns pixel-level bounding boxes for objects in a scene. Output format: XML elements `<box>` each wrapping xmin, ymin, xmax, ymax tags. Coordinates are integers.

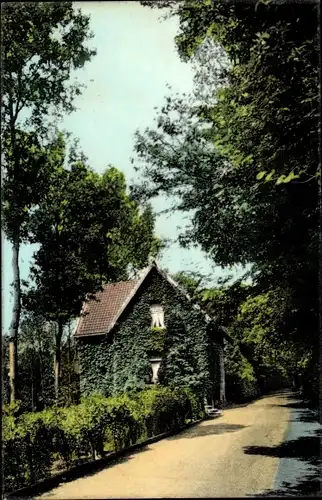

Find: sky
<box><xmin>2</xmin><ymin>1</ymin><xmax>244</xmax><ymax>334</ymax></box>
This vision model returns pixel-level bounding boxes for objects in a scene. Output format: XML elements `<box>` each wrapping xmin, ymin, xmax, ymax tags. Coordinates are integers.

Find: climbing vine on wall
<box><xmin>78</xmin><ymin>269</ymin><xmax>214</xmax><ymax>400</ymax></box>
<box><xmin>147</xmin><ymin>327</ymin><xmax>166</xmax><ymax>357</ymax></box>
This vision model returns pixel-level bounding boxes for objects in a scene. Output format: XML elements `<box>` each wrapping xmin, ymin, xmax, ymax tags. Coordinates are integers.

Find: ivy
<box><xmin>147</xmin><ymin>327</ymin><xmax>166</xmax><ymax>356</ymax></box>
<box><xmin>78</xmin><ymin>269</ymin><xmax>213</xmax><ymax>401</ymax></box>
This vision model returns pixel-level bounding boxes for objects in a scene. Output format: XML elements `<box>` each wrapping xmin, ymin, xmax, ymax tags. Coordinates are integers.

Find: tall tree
<box><xmin>136</xmin><ymin>0</ymin><xmax>320</xmax><ymax>400</ymax></box>
<box><xmin>23</xmin><ymin>153</ymin><xmax>161</xmax><ymax>398</ymax></box>
<box><xmin>1</xmin><ymin>1</ymin><xmax>96</xmax><ymax>401</ymax></box>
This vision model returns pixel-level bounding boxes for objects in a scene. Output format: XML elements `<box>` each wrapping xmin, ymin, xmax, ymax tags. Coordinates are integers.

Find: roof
<box><xmin>74</xmin><ymin>261</ymin><xmax>220</xmax><ymax>339</ymax></box>
<box><xmin>75</xmin><ymin>280</ymin><xmax>139</xmax><ymax>337</ymax></box>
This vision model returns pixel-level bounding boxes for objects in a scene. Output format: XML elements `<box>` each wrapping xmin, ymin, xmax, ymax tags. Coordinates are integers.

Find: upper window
<box><xmin>150</xmin><ymin>304</ymin><xmax>165</xmax><ymax>329</ymax></box>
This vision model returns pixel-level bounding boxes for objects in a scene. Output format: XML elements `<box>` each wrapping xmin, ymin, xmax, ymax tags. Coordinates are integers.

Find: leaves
<box><xmin>24</xmin><ymin>151</ymin><xmax>160</xmax><ymax>327</ymax></box>
<box><xmin>139</xmin><ymin>0</ymin><xmax>320</xmax><ymax>399</ymax></box>
<box><xmin>1</xmin><ymin>2</ymin><xmax>96</xmax><ymax>131</ymax></box>
<box><xmin>256</xmin><ymin>171</ymin><xmax>266</xmax><ymax>180</ymax></box>
<box><xmin>276</xmin><ymin>171</ymin><xmax>300</xmax><ymax>184</ymax></box>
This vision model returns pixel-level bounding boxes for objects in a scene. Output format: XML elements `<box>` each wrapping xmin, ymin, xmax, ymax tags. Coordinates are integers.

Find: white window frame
<box><xmin>150</xmin><ymin>357</ymin><xmax>162</xmax><ymax>384</ymax></box>
<box><xmin>150</xmin><ymin>304</ymin><xmax>165</xmax><ymax>329</ymax></box>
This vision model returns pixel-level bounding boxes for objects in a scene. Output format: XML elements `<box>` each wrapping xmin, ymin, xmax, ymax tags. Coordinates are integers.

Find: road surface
<box><xmin>39</xmin><ymin>391</ymin><xmax>320</xmax><ymax>498</ymax></box>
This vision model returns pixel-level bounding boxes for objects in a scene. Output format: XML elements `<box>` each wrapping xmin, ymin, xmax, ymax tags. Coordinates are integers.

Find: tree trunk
<box><xmin>68</xmin><ymin>321</ymin><xmax>72</xmax><ymax>405</ymax></box>
<box><xmin>211</xmin><ymin>341</ymin><xmax>217</xmax><ymax>407</ymax></box>
<box><xmin>218</xmin><ymin>341</ymin><xmax>226</xmax><ymax>406</ymax></box>
<box><xmin>9</xmin><ymin>338</ymin><xmax>18</xmax><ymax>403</ymax></box>
<box><xmin>319</xmin><ymin>172</ymin><xmax>322</xmax><ymax>425</ymax></box>
<box><xmin>31</xmin><ymin>359</ymin><xmax>34</xmax><ymax>411</ymax></box>
<box><xmin>9</xmin><ymin>234</ymin><xmax>21</xmax><ymax>403</ymax></box>
<box><xmin>253</xmin><ymin>365</ymin><xmax>264</xmax><ymax>395</ymax></box>
<box><xmin>54</xmin><ymin>320</ymin><xmax>63</xmax><ymax>401</ymax></box>
<box><xmin>38</xmin><ymin>329</ymin><xmax>45</xmax><ymax>408</ymax></box>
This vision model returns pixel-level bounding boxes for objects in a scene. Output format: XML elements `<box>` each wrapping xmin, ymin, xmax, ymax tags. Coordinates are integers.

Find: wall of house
<box><xmin>77</xmin><ymin>269</ymin><xmax>215</xmax><ymax>400</ymax></box>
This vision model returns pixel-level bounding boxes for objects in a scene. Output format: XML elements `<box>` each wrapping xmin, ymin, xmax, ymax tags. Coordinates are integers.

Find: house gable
<box><xmin>77</xmin><ymin>266</ymin><xmax>213</xmax><ymax>398</ymax></box>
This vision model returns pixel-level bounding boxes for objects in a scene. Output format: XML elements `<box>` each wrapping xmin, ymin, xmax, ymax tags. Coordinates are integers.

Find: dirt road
<box><xmin>39</xmin><ymin>392</ymin><xmax>302</xmax><ymax>498</ymax></box>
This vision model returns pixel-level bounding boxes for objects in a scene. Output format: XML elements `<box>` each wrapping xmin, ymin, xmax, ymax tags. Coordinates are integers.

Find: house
<box><xmin>74</xmin><ymin>261</ymin><xmax>226</xmax><ymax>405</ymax></box>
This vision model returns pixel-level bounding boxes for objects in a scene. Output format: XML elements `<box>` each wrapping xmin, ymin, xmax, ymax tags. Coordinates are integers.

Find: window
<box><xmin>150</xmin><ymin>357</ymin><xmax>162</xmax><ymax>384</ymax></box>
<box><xmin>150</xmin><ymin>304</ymin><xmax>165</xmax><ymax>329</ymax></box>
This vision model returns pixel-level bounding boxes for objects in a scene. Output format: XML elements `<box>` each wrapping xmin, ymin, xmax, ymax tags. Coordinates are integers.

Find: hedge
<box><xmin>3</xmin><ymin>386</ymin><xmax>204</xmax><ymax>493</ymax></box>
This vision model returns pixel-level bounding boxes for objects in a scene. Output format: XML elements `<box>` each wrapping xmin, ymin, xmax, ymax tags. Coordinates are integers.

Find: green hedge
<box><xmin>3</xmin><ymin>386</ymin><xmax>203</xmax><ymax>493</ymax></box>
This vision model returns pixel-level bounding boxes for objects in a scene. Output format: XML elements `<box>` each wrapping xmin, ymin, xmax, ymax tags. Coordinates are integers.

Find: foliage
<box><xmin>2</xmin><ymin>313</ymin><xmax>80</xmax><ymax>411</ymax></box>
<box><xmin>2</xmin><ymin>400</ymin><xmax>23</xmax><ymax>418</ymax></box>
<box><xmin>15</xmin><ymin>315</ymin><xmax>56</xmax><ymax>411</ymax></box>
<box><xmin>158</xmin><ymin>310</ymin><xmax>207</xmax><ymax>394</ymax></box>
<box><xmin>3</xmin><ymin>386</ymin><xmax>200</xmax><ymax>493</ymax></box>
<box><xmin>1</xmin><ymin>0</ymin><xmax>96</xmax><ymax>401</ymax></box>
<box><xmin>173</xmin><ymin>271</ymin><xmax>207</xmax><ymax>301</ymax></box>
<box><xmin>174</xmin><ymin>270</ymin><xmax>300</xmax><ymax>399</ymax></box>
<box><xmin>224</xmin><ymin>343</ymin><xmax>259</xmax><ymax>403</ymax></box>
<box><xmin>3</xmin><ymin>411</ymin><xmax>55</xmax><ymax>491</ymax></box>
<box><xmin>170</xmin><ymin>1</ymin><xmax>319</xmax><ymax>182</ymax></box>
<box><xmin>24</xmin><ymin>155</ymin><xmax>159</xmax><ymax>326</ymax></box>
<box><xmin>232</xmin><ymin>289</ymin><xmax>311</xmax><ymax>390</ymax></box>
<box><xmin>1</xmin><ymin>1</ymin><xmax>96</xmax><ymax>131</ymax></box>
<box><xmin>135</xmin><ymin>386</ymin><xmax>191</xmax><ymax>437</ymax></box>
<box><xmin>137</xmin><ymin>0</ymin><xmax>319</xmax><ymax>402</ymax></box>
<box><xmin>148</xmin><ymin>327</ymin><xmax>166</xmax><ymax>357</ymax></box>
<box><xmin>201</xmin><ymin>281</ymin><xmax>251</xmax><ymax>327</ymax></box>
<box><xmin>78</xmin><ymin>268</ymin><xmax>212</xmax><ymax>402</ymax></box>
<box><xmin>2</xmin><ymin>130</ymin><xmax>59</xmax><ymax>242</ymax></box>
<box><xmin>22</xmin><ymin>144</ymin><xmax>161</xmax><ymax>398</ymax></box>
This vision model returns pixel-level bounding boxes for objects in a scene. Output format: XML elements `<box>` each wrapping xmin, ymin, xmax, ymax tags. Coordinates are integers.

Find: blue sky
<box><xmin>2</xmin><ymin>1</ymin><xmax>243</xmax><ymax>333</ymax></box>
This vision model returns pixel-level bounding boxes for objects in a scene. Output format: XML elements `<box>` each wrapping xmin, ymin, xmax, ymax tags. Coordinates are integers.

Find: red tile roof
<box><xmin>75</xmin><ymin>280</ymin><xmax>140</xmax><ymax>337</ymax></box>
<box><xmin>74</xmin><ymin>261</ymin><xmax>221</xmax><ymax>341</ymax></box>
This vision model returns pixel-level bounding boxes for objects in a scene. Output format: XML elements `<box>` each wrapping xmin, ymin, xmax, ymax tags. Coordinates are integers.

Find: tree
<box><xmin>202</xmin><ymin>282</ymin><xmax>308</xmax><ymax>397</ymax></box>
<box><xmin>170</xmin><ymin>269</ymin><xmax>305</xmax><ymax>400</ymax></box>
<box><xmin>141</xmin><ymin>0</ymin><xmax>319</xmax><ymax>186</ymax></box>
<box><xmin>23</xmin><ymin>151</ymin><xmax>161</xmax><ymax>399</ymax></box>
<box><xmin>2</xmin><ymin>312</ymin><xmax>81</xmax><ymax>411</ymax></box>
<box><xmin>173</xmin><ymin>271</ymin><xmax>207</xmax><ymax>301</ymax></box>
<box><xmin>16</xmin><ymin>314</ymin><xmax>56</xmax><ymax>412</ymax></box>
<box><xmin>1</xmin><ymin>1</ymin><xmax>96</xmax><ymax>401</ymax></box>
<box><xmin>136</xmin><ymin>0</ymin><xmax>319</xmax><ymax>401</ymax></box>
<box><xmin>2</xmin><ymin>130</ymin><xmax>55</xmax><ymax>403</ymax></box>
<box><xmin>169</xmin><ymin>1</ymin><xmax>319</xmax><ymax>182</ymax></box>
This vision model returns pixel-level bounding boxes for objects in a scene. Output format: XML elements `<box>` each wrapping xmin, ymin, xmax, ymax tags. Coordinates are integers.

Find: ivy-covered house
<box><xmin>75</xmin><ymin>261</ymin><xmax>225</xmax><ymax>405</ymax></box>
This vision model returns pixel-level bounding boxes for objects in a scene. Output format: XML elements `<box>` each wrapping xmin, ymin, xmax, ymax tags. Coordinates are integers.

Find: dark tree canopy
<box><xmin>137</xmin><ymin>0</ymin><xmax>320</xmax><ymax>402</ymax></box>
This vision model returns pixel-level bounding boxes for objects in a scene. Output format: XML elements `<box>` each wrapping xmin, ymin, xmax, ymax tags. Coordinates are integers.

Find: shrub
<box><xmin>181</xmin><ymin>387</ymin><xmax>205</xmax><ymax>420</ymax></box>
<box><xmin>100</xmin><ymin>394</ymin><xmax>143</xmax><ymax>451</ymax></box>
<box><xmin>57</xmin><ymin>403</ymin><xmax>95</xmax><ymax>463</ymax></box>
<box><xmin>226</xmin><ymin>373</ymin><xmax>259</xmax><ymax>403</ymax></box>
<box><xmin>132</xmin><ymin>386</ymin><xmax>197</xmax><ymax>437</ymax></box>
<box><xmin>3</xmin><ymin>412</ymin><xmax>54</xmax><ymax>491</ymax></box>
<box><xmin>2</xmin><ymin>400</ymin><xmax>23</xmax><ymax>417</ymax></box>
<box><xmin>19</xmin><ymin>412</ymin><xmax>55</xmax><ymax>481</ymax></box>
<box><xmin>3</xmin><ymin>386</ymin><xmax>201</xmax><ymax>493</ymax></box>
<box><xmin>3</xmin><ymin>414</ymin><xmax>28</xmax><ymax>491</ymax></box>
